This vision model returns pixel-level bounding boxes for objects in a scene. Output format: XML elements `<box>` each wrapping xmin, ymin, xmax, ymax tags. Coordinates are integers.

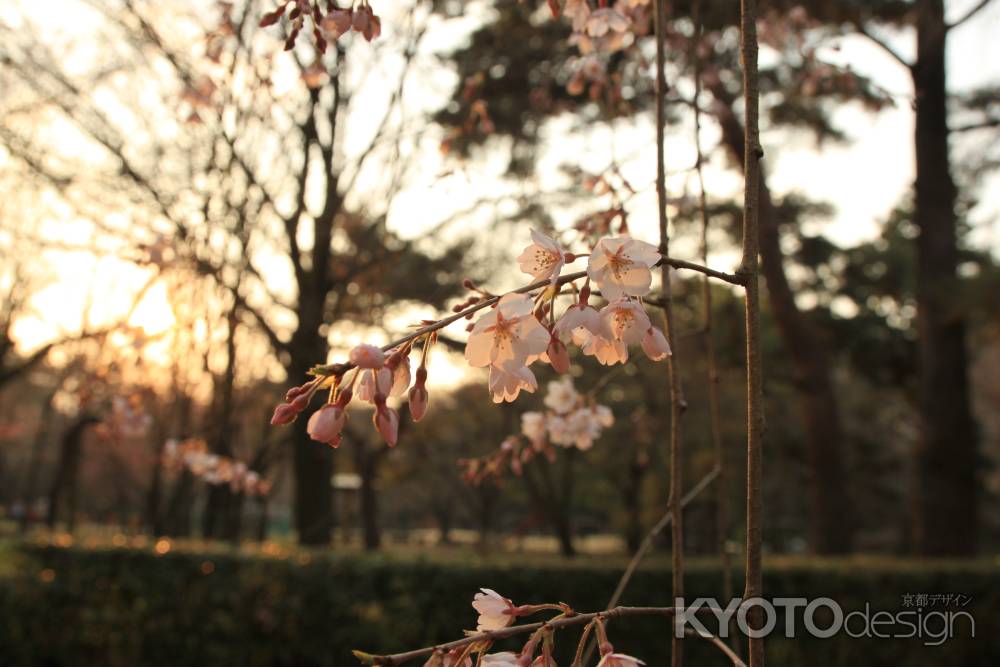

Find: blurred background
<box><xmin>0</xmin><ymin>1</ymin><xmax>998</xmax><ymax>665</ymax></box>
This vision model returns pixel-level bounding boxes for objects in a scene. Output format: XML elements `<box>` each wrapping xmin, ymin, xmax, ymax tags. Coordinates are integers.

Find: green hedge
<box><xmin>0</xmin><ymin>544</ymin><xmax>995</xmax><ymax>666</ymax></box>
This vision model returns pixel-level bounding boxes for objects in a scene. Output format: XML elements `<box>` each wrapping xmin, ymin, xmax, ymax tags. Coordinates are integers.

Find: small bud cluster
<box><xmin>259</xmin><ymin>1</ymin><xmax>381</xmax><ymax>52</ymax></box>
<box><xmin>403</xmin><ymin>588</ymin><xmax>644</xmax><ymax>667</ymax></box>
<box><xmin>163</xmin><ymin>438</ymin><xmax>272</xmax><ymax>497</ymax></box>
<box><xmin>272</xmin><ymin>335</ymin><xmax>434</xmax><ymax>449</ymax></box>
<box><xmin>459</xmin><ymin>377</ymin><xmax>613</xmax><ymax>484</ymax></box>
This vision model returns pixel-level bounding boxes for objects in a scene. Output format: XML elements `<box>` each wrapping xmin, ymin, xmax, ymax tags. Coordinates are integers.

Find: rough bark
<box><xmin>911</xmin><ymin>0</ymin><xmax>978</xmax><ymax>556</ymax></box>
<box><xmin>708</xmin><ymin>79</ymin><xmax>855</xmax><ymax>554</ymax></box>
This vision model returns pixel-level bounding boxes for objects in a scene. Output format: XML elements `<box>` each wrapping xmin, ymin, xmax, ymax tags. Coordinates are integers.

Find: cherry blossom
<box><xmin>574</xmin><ymin>328</ymin><xmax>629</xmax><ymax>366</ymax></box>
<box><xmin>465</xmin><ymin>294</ymin><xmax>549</xmax><ymax>370</ymax></box>
<box><xmin>544</xmin><ymin>377</ymin><xmax>579</xmax><ymax>413</ymax></box>
<box><xmin>517</xmin><ymin>229</ymin><xmax>565</xmax><ymax>284</ymax></box>
<box><xmin>307</xmin><ymin>403</ymin><xmax>347</xmax><ymax>447</ymax></box>
<box><xmin>595</xmin><ymin>404</ymin><xmax>614</xmax><ymax>428</ymax></box>
<box><xmin>587</xmin><ymin>237</ymin><xmax>661</xmax><ymax>300</ymax></box>
<box><xmin>357</xmin><ymin>367</ymin><xmax>392</xmax><ymax>403</ymax></box>
<box><xmin>488</xmin><ymin>362</ymin><xmax>539</xmax><ymax>403</ymax></box>
<box><xmin>388</xmin><ymin>352</ymin><xmax>412</xmax><ymax>396</ymax></box>
<box><xmin>600</xmin><ymin>298</ymin><xmax>652</xmax><ymax>345</ymax></box>
<box><xmin>640</xmin><ymin>325</ymin><xmax>671</xmax><ymax>361</ymax></box>
<box><xmin>472</xmin><ymin>588</ymin><xmax>516</xmax><ymax>632</ymax></box>
<box><xmin>349</xmin><ymin>343</ymin><xmax>385</xmax><ymax>369</ymax></box>
<box><xmin>554</xmin><ymin>302</ymin><xmax>606</xmax><ymax>339</ymax></box>
<box><xmin>521</xmin><ymin>411</ymin><xmax>547</xmax><ymax>445</ymax></box>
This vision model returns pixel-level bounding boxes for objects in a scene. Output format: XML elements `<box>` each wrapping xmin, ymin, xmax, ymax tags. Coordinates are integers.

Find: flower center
<box><xmin>604</xmin><ymin>247</ymin><xmax>632</xmax><ymax>279</ymax></box>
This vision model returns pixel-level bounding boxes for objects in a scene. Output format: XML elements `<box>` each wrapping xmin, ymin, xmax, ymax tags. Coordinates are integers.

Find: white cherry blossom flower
<box><xmin>357</xmin><ymin>367</ymin><xmax>392</xmax><ymax>403</ymax></box>
<box><xmin>466</xmin><ymin>294</ymin><xmax>550</xmax><ymax>370</ymax></box>
<box><xmin>641</xmin><ymin>325</ymin><xmax>671</xmax><ymax>361</ymax></box>
<box><xmin>595</xmin><ymin>404</ymin><xmax>615</xmax><ymax>428</ymax></box>
<box><xmin>544</xmin><ymin>377</ymin><xmax>579</xmax><ymax>414</ymax></box>
<box><xmin>472</xmin><ymin>588</ymin><xmax>516</xmax><ymax>632</ymax></box>
<box><xmin>600</xmin><ymin>299</ymin><xmax>652</xmax><ymax>345</ymax></box>
<box><xmin>521</xmin><ymin>411</ymin><xmax>547</xmax><ymax>445</ymax></box>
<box><xmin>517</xmin><ymin>229</ymin><xmax>565</xmax><ymax>284</ymax></box>
<box><xmin>488</xmin><ymin>363</ymin><xmax>539</xmax><ymax>403</ymax></box>
<box><xmin>550</xmin><ymin>408</ymin><xmax>603</xmax><ymax>450</ymax></box>
<box><xmin>587</xmin><ymin>237</ymin><xmax>661</xmax><ymax>300</ymax></box>
<box><xmin>389</xmin><ymin>354</ymin><xmax>411</xmax><ymax>396</ymax></box>
<box><xmin>349</xmin><ymin>343</ymin><xmax>385</xmax><ymax>369</ymax></box>
<box><xmin>573</xmin><ymin>328</ymin><xmax>629</xmax><ymax>366</ymax></box>
<box><xmin>554</xmin><ymin>302</ymin><xmax>607</xmax><ymax>339</ymax></box>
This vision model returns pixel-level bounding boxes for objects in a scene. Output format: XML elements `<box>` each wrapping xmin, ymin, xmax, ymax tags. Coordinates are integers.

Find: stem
<box><xmin>738</xmin><ymin>0</ymin><xmax>765</xmax><ymax>666</ymax></box>
<box><xmin>363</xmin><ymin>606</ymin><xmax>698</xmax><ymax>666</ymax></box>
<box><xmin>692</xmin><ymin>0</ymin><xmax>738</xmax><ymax>654</ymax></box>
<box><xmin>653</xmin><ymin>1</ymin><xmax>685</xmax><ymax>666</ymax></box>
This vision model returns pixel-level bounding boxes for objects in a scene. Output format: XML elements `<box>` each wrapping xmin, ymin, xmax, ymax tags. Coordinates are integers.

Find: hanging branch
<box><xmin>652</xmin><ymin>1</ymin><xmax>686</xmax><ymax>665</ymax></box>
<box><xmin>359</xmin><ymin>606</ymin><xmax>692</xmax><ymax>667</ymax></box>
<box><xmin>692</xmin><ymin>0</ymin><xmax>739</xmax><ymax>654</ymax></box>
<box><xmin>738</xmin><ymin>0</ymin><xmax>766</xmax><ymax>666</ymax></box>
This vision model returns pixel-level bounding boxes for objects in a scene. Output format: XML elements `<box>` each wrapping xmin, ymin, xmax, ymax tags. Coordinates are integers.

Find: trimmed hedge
<box><xmin>0</xmin><ymin>544</ymin><xmax>995</xmax><ymax>666</ymax></box>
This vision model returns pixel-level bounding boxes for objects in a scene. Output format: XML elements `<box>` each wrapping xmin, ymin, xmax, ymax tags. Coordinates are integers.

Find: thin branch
<box><xmin>604</xmin><ymin>466</ymin><xmax>720</xmax><ymax>612</ymax></box>
<box><xmin>738</xmin><ymin>1</ymin><xmax>766</xmax><ymax>666</ymax></box>
<box><xmin>948</xmin><ymin>0</ymin><xmax>994</xmax><ymax>30</ymax></box>
<box><xmin>653</xmin><ymin>1</ymin><xmax>685</xmax><ymax>665</ymax></box>
<box><xmin>951</xmin><ymin>117</ymin><xmax>1000</xmax><ymax>132</ymax></box>
<box><xmin>361</xmin><ymin>606</ymin><xmax>698</xmax><ymax>666</ymax></box>
<box><xmin>692</xmin><ymin>0</ymin><xmax>739</xmax><ymax>654</ymax></box>
<box><xmin>856</xmin><ymin>25</ymin><xmax>912</xmax><ymax>69</ymax></box>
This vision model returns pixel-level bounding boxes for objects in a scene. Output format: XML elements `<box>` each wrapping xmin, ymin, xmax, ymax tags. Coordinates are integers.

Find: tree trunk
<box><xmin>288</xmin><ymin>316</ymin><xmax>335</xmax><ymax>546</ymax></box>
<box><xmin>911</xmin><ymin>0</ymin><xmax>978</xmax><ymax>556</ymax></box>
<box><xmin>710</xmin><ymin>80</ymin><xmax>855</xmax><ymax>554</ymax></box>
<box><xmin>354</xmin><ymin>439</ymin><xmax>382</xmax><ymax>550</ymax></box>
<box><xmin>18</xmin><ymin>387</ymin><xmax>59</xmax><ymax>533</ymax></box>
<box><xmin>46</xmin><ymin>415</ymin><xmax>99</xmax><ymax>531</ymax></box>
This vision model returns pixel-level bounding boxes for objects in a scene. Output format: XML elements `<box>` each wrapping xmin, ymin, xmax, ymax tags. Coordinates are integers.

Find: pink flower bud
<box><xmin>641</xmin><ymin>326</ymin><xmax>671</xmax><ymax>361</ymax></box>
<box><xmin>270</xmin><ymin>402</ymin><xmax>298</xmax><ymax>425</ymax></box>
<box><xmin>291</xmin><ymin>393</ymin><xmax>310</xmax><ymax>412</ymax></box>
<box><xmin>408</xmin><ymin>384</ymin><xmax>429</xmax><ymax>422</ymax></box>
<box><xmin>547</xmin><ymin>337</ymin><xmax>571</xmax><ymax>374</ymax></box>
<box><xmin>374</xmin><ymin>406</ymin><xmax>399</xmax><ymax>447</ymax></box>
<box><xmin>306</xmin><ymin>404</ymin><xmax>347</xmax><ymax>444</ymax></box>
<box><xmin>349</xmin><ymin>344</ymin><xmax>385</xmax><ymax>369</ymax></box>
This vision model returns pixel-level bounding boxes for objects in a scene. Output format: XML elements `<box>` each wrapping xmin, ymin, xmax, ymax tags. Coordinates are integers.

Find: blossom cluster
<box><xmin>271</xmin><ymin>228</ymin><xmax>669</xmax><ymax>451</ymax></box>
<box><xmin>163</xmin><ymin>438</ymin><xmax>272</xmax><ymax>497</ymax></box>
<box><xmin>460</xmin><ymin>377</ymin><xmax>613</xmax><ymax>485</ymax></box>
<box><xmin>259</xmin><ymin>0</ymin><xmax>381</xmax><ymax>52</ymax></box>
